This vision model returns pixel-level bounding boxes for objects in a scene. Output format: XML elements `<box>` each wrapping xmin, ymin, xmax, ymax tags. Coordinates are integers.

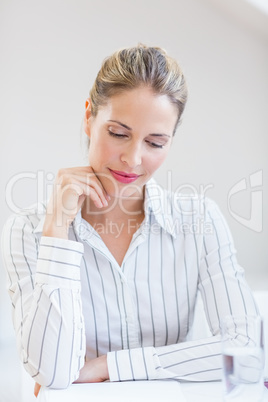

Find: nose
<box><xmin>120</xmin><ymin>142</ymin><xmax>142</xmax><ymax>168</ymax></box>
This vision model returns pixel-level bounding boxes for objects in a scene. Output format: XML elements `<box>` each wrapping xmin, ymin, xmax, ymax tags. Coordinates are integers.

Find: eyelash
<box><xmin>108</xmin><ymin>130</ymin><xmax>126</xmax><ymax>139</ymax></box>
<box><xmin>108</xmin><ymin>130</ymin><xmax>164</xmax><ymax>149</ymax></box>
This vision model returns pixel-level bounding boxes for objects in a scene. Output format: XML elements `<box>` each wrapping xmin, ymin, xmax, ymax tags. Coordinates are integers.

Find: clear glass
<box><xmin>221</xmin><ymin>315</ymin><xmax>265</xmax><ymax>401</ymax></box>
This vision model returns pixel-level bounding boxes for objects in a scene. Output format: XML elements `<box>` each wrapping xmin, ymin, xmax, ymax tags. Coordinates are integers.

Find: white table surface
<box><xmin>38</xmin><ymin>380</ymin><xmax>268</xmax><ymax>402</ymax></box>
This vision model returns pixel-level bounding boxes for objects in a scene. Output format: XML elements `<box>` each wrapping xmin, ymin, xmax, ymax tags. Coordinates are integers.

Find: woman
<box><xmin>1</xmin><ymin>44</ymin><xmax>257</xmax><ymax>392</ymax></box>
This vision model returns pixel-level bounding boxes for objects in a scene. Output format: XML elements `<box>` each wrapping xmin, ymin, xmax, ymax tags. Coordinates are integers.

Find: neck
<box><xmin>81</xmin><ymin>191</ymin><xmax>144</xmax><ymax>224</ymax></box>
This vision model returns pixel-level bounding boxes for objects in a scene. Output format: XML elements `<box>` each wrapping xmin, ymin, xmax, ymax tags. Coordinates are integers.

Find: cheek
<box><xmin>100</xmin><ymin>143</ymin><xmax>120</xmax><ymax>165</ymax></box>
<box><xmin>89</xmin><ymin>137</ymin><xmax>116</xmax><ymax>165</ymax></box>
<box><xmin>145</xmin><ymin>151</ymin><xmax>168</xmax><ymax>172</ymax></box>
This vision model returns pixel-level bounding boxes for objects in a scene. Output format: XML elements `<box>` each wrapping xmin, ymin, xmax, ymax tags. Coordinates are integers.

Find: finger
<box><xmin>59</xmin><ymin>170</ymin><xmax>110</xmax><ymax>206</ymax></box>
<box><xmin>89</xmin><ymin>166</ymin><xmax>111</xmax><ymax>201</ymax></box>
<box><xmin>73</xmin><ymin>170</ymin><xmax>111</xmax><ymax>203</ymax></box>
<box><xmin>87</xmin><ymin>178</ymin><xmax>110</xmax><ymax>206</ymax></box>
<box><xmin>77</xmin><ymin>193</ymin><xmax>87</xmax><ymax>212</ymax></box>
<box><xmin>72</xmin><ymin>174</ymin><xmax>110</xmax><ymax>205</ymax></box>
<box><xmin>63</xmin><ymin>180</ymin><xmax>107</xmax><ymax>209</ymax></box>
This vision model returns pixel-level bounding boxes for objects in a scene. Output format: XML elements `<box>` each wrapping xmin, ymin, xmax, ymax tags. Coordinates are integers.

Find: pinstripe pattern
<box><xmin>40</xmin><ymin>243</ymin><xmax>83</xmax><ymax>254</ymax></box>
<box><xmin>9</xmin><ymin>218</ymin><xmax>24</xmax><ymax>341</ymax></box>
<box><xmin>24</xmin><ymin>289</ymin><xmax>44</xmax><ymax>365</ymax></box>
<box><xmin>178</xmin><ymin>199</ymin><xmax>190</xmax><ymax>334</ymax></box>
<box><xmin>1</xmin><ymin>181</ymin><xmax>258</xmax><ymax>387</ymax></box>
<box><xmin>171</xmin><ymin>234</ymin><xmax>180</xmax><ymax>344</ymax></box>
<box><xmin>208</xmin><ymin>210</ymin><xmax>233</xmax><ymax>316</ymax></box>
<box><xmin>202</xmin><ymin>238</ymin><xmax>220</xmax><ymax>330</ymax></box>
<box><xmin>160</xmin><ymin>228</ymin><xmax>168</xmax><ymax>346</ymax></box>
<box><xmin>115</xmin><ymin>351</ymin><xmax>121</xmax><ymax>381</ymax></box>
<box><xmin>68</xmin><ymin>293</ymin><xmax>75</xmax><ymax>384</ymax></box>
<box><xmin>22</xmin><ymin>223</ymin><xmax>34</xmax><ymax>289</ymax></box>
<box><xmin>37</xmin><ymin>257</ymin><xmax>81</xmax><ymax>267</ymax></box>
<box><xmin>147</xmin><ymin>212</ymin><xmax>156</xmax><ymax>347</ymax></box>
<box><xmin>26</xmin><ymin>214</ymin><xmax>39</xmax><ymax>256</ymax></box>
<box><xmin>93</xmin><ymin>250</ymin><xmax>112</xmax><ymax>352</ymax></box>
<box><xmin>121</xmin><ymin>281</ymin><xmax>130</xmax><ymax>349</ymax></box>
<box><xmin>128</xmin><ymin>349</ymin><xmax>135</xmax><ymax>380</ymax></box>
<box><xmin>133</xmin><ymin>247</ymin><xmax>143</xmax><ymax>345</ymax></box>
<box><xmin>78</xmin><ymin>297</ymin><xmax>84</xmax><ymax>371</ymax></box>
<box><xmin>163</xmin><ymin>352</ymin><xmax>221</xmax><ymax>369</ymax></box>
<box><xmin>31</xmin><ymin>301</ymin><xmax>53</xmax><ymax>378</ymax></box>
<box><xmin>83</xmin><ymin>252</ymin><xmax>99</xmax><ymax>358</ymax></box>
<box><xmin>109</xmin><ymin>262</ymin><xmax>124</xmax><ymax>350</ymax></box>
<box><xmin>142</xmin><ymin>348</ymin><xmax>149</xmax><ymax>380</ymax></box>
<box><xmin>213</xmin><ymin>206</ymin><xmax>257</xmax><ymax>315</ymax></box>
<box><xmin>47</xmin><ymin>290</ymin><xmax>63</xmax><ymax>387</ymax></box>
<box><xmin>158</xmin><ymin>338</ymin><xmax>221</xmax><ymax>357</ymax></box>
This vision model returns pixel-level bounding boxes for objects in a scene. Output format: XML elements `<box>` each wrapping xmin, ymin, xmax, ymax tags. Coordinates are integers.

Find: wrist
<box><xmin>42</xmin><ymin>219</ymin><xmax>69</xmax><ymax>240</ymax></box>
<box><xmin>75</xmin><ymin>354</ymin><xmax>109</xmax><ymax>383</ymax></box>
<box><xmin>100</xmin><ymin>354</ymin><xmax>109</xmax><ymax>381</ymax></box>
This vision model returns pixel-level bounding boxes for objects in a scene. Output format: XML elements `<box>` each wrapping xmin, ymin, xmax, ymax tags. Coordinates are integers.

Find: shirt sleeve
<box><xmin>1</xmin><ymin>213</ymin><xmax>86</xmax><ymax>389</ymax></box>
<box><xmin>107</xmin><ymin>198</ymin><xmax>258</xmax><ymax>382</ymax></box>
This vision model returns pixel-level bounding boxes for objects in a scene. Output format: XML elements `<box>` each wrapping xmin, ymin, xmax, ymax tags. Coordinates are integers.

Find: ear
<box><xmin>83</xmin><ymin>98</ymin><xmax>92</xmax><ymax>138</ymax></box>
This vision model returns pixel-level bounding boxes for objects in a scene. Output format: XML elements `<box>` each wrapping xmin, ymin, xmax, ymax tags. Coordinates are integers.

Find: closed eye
<box><xmin>145</xmin><ymin>140</ymin><xmax>164</xmax><ymax>149</ymax></box>
<box><xmin>109</xmin><ymin>129</ymin><xmax>165</xmax><ymax>149</ymax></box>
<box><xmin>108</xmin><ymin>130</ymin><xmax>127</xmax><ymax>138</ymax></box>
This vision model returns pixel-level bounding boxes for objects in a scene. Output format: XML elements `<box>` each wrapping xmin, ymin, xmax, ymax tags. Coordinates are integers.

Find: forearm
<box><xmin>155</xmin><ymin>335</ymin><xmax>222</xmax><ymax>381</ymax></box>
<box><xmin>107</xmin><ymin>336</ymin><xmax>222</xmax><ymax>382</ymax></box>
<box><xmin>20</xmin><ymin>284</ymin><xmax>85</xmax><ymax>388</ymax></box>
<box><xmin>12</xmin><ymin>236</ymin><xmax>85</xmax><ymax>388</ymax></box>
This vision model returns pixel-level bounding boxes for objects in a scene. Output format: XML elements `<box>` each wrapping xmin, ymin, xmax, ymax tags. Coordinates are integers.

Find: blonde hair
<box><xmin>89</xmin><ymin>44</ymin><xmax>188</xmax><ymax>132</ymax></box>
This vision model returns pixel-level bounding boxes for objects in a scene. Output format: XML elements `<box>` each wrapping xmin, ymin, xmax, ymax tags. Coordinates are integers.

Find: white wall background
<box><xmin>0</xmin><ymin>0</ymin><xmax>267</xmax><ymax>399</ymax></box>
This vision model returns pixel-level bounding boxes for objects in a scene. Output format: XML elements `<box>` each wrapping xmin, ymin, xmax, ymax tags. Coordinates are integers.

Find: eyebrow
<box><xmin>108</xmin><ymin>120</ymin><xmax>132</xmax><ymax>130</ymax></box>
<box><xmin>107</xmin><ymin>120</ymin><xmax>171</xmax><ymax>138</ymax></box>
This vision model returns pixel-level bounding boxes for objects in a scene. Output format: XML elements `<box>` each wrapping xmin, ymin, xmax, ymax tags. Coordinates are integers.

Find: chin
<box><xmin>105</xmin><ymin>179</ymin><xmax>146</xmax><ymax>199</ymax></box>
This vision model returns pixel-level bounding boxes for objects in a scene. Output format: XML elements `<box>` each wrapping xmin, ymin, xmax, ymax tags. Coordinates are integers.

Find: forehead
<box><xmin>96</xmin><ymin>87</ymin><xmax>178</xmax><ymax>131</ymax></box>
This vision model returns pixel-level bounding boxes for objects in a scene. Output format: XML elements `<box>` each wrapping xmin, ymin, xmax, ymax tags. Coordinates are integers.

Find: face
<box><xmin>84</xmin><ymin>86</ymin><xmax>178</xmax><ymax>199</ymax></box>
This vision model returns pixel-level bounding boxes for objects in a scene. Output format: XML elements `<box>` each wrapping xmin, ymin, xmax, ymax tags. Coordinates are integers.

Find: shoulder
<box><xmin>146</xmin><ymin>178</ymin><xmax>220</xmax><ymax>217</ymax></box>
<box><xmin>145</xmin><ymin>179</ymin><xmax>224</xmax><ymax>237</ymax></box>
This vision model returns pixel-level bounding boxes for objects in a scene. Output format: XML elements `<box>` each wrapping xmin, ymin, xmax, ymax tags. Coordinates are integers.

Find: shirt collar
<box><xmin>144</xmin><ymin>178</ymin><xmax>177</xmax><ymax>238</ymax></box>
<box><xmin>33</xmin><ymin>216</ymin><xmax>46</xmax><ymax>233</ymax></box>
<box><xmin>33</xmin><ymin>179</ymin><xmax>177</xmax><ymax>238</ymax></box>
<box><xmin>73</xmin><ymin>208</ymin><xmax>101</xmax><ymax>241</ymax></box>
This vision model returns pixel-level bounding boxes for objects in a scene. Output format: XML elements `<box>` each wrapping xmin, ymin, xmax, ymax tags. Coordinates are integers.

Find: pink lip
<box><xmin>108</xmin><ymin>169</ymin><xmax>141</xmax><ymax>184</ymax></box>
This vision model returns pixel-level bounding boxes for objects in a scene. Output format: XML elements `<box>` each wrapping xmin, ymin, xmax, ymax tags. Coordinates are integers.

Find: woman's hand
<box><xmin>43</xmin><ymin>166</ymin><xmax>110</xmax><ymax>239</ymax></box>
<box><xmin>74</xmin><ymin>355</ymin><xmax>109</xmax><ymax>383</ymax></box>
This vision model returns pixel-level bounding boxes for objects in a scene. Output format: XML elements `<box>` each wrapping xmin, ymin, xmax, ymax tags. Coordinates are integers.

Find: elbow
<box><xmin>33</xmin><ymin>373</ymin><xmax>73</xmax><ymax>390</ymax></box>
<box><xmin>22</xmin><ymin>357</ymin><xmax>80</xmax><ymax>390</ymax></box>
<box><xmin>19</xmin><ymin>322</ymin><xmax>86</xmax><ymax>389</ymax></box>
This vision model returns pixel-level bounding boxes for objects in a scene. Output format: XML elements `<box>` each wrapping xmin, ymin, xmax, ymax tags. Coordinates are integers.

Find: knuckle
<box><xmin>57</xmin><ymin>168</ymin><xmax>66</xmax><ymax>177</ymax></box>
<box><xmin>60</xmin><ymin>174</ymin><xmax>73</xmax><ymax>186</ymax></box>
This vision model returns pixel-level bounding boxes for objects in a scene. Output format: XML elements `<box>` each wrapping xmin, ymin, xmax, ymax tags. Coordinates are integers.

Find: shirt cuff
<box><xmin>35</xmin><ymin>236</ymin><xmax>84</xmax><ymax>289</ymax></box>
<box><xmin>107</xmin><ymin>347</ymin><xmax>161</xmax><ymax>382</ymax></box>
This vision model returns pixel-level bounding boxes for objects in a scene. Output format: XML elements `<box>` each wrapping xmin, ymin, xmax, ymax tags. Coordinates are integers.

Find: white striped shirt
<box><xmin>1</xmin><ymin>178</ymin><xmax>258</xmax><ymax>388</ymax></box>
